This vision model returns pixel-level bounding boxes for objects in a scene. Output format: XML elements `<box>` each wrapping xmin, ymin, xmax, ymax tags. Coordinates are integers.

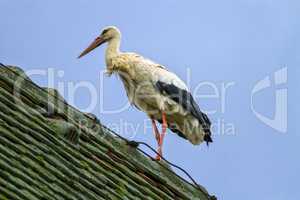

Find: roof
<box><xmin>0</xmin><ymin>64</ymin><xmax>217</xmax><ymax>200</ymax></box>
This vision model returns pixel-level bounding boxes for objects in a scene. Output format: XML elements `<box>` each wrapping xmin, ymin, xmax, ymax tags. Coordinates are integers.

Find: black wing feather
<box><xmin>155</xmin><ymin>81</ymin><xmax>212</xmax><ymax>144</ymax></box>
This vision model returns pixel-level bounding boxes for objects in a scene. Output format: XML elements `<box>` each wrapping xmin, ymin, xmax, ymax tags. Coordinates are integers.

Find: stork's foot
<box><xmin>155</xmin><ymin>155</ymin><xmax>161</xmax><ymax>161</ymax></box>
<box><xmin>154</xmin><ymin>152</ymin><xmax>162</xmax><ymax>161</ymax></box>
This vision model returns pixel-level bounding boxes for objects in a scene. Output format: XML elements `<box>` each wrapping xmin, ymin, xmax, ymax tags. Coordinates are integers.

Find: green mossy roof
<box><xmin>0</xmin><ymin>64</ymin><xmax>216</xmax><ymax>200</ymax></box>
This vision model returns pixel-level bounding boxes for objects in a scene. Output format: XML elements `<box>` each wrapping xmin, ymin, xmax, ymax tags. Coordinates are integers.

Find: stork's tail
<box><xmin>204</xmin><ymin>132</ymin><xmax>213</xmax><ymax>146</ymax></box>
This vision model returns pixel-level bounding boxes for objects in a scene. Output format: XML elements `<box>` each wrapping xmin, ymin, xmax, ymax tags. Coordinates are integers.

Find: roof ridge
<box><xmin>0</xmin><ymin>64</ymin><xmax>217</xmax><ymax>200</ymax></box>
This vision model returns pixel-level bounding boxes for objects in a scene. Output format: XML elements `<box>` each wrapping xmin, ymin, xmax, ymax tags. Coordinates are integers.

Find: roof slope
<box><xmin>0</xmin><ymin>64</ymin><xmax>216</xmax><ymax>200</ymax></box>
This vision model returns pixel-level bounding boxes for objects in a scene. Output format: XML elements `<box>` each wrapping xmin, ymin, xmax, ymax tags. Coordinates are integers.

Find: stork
<box><xmin>78</xmin><ymin>26</ymin><xmax>212</xmax><ymax>160</ymax></box>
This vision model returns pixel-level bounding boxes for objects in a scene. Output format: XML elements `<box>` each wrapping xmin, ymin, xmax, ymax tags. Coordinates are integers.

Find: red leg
<box><xmin>160</xmin><ymin>112</ymin><xmax>167</xmax><ymax>146</ymax></box>
<box><xmin>151</xmin><ymin>119</ymin><xmax>160</xmax><ymax>145</ymax></box>
<box><xmin>156</xmin><ymin>112</ymin><xmax>168</xmax><ymax>160</ymax></box>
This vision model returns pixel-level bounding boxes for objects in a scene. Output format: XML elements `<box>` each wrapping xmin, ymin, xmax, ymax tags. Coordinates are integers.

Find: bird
<box><xmin>78</xmin><ymin>26</ymin><xmax>212</xmax><ymax>160</ymax></box>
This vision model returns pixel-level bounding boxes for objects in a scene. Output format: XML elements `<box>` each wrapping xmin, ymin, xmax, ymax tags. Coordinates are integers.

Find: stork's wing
<box><xmin>155</xmin><ymin>80</ymin><xmax>212</xmax><ymax>144</ymax></box>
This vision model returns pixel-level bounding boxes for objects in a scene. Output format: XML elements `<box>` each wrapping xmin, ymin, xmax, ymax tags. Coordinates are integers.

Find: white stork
<box><xmin>78</xmin><ymin>26</ymin><xmax>212</xmax><ymax>160</ymax></box>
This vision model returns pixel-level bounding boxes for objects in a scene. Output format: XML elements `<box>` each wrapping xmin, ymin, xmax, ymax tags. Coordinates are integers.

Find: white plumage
<box><xmin>78</xmin><ymin>26</ymin><xmax>212</xmax><ymax>160</ymax></box>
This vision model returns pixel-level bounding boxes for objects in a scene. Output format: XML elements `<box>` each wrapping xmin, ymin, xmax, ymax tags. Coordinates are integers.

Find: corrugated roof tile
<box><xmin>0</xmin><ymin>64</ymin><xmax>216</xmax><ymax>200</ymax></box>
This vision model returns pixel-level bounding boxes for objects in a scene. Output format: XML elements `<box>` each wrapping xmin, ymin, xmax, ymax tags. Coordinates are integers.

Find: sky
<box><xmin>0</xmin><ymin>0</ymin><xmax>299</xmax><ymax>199</ymax></box>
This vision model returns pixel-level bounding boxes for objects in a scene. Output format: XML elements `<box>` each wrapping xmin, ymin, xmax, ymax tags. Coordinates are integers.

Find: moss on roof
<box><xmin>0</xmin><ymin>64</ymin><xmax>216</xmax><ymax>200</ymax></box>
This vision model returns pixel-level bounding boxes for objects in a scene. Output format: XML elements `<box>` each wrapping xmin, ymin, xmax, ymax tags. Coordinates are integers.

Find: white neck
<box><xmin>105</xmin><ymin>36</ymin><xmax>121</xmax><ymax>66</ymax></box>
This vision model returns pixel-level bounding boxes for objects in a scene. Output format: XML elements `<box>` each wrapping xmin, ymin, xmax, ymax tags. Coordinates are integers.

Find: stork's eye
<box><xmin>102</xmin><ymin>29</ymin><xmax>109</xmax><ymax>35</ymax></box>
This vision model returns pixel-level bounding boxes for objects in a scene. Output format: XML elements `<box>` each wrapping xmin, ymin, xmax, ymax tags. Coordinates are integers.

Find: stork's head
<box><xmin>78</xmin><ymin>26</ymin><xmax>121</xmax><ymax>59</ymax></box>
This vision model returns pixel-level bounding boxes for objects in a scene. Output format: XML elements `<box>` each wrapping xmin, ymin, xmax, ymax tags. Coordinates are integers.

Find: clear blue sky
<box><xmin>0</xmin><ymin>0</ymin><xmax>298</xmax><ymax>199</ymax></box>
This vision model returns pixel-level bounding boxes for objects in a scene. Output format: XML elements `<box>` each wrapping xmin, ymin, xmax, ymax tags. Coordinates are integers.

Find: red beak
<box><xmin>78</xmin><ymin>36</ymin><xmax>106</xmax><ymax>59</ymax></box>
